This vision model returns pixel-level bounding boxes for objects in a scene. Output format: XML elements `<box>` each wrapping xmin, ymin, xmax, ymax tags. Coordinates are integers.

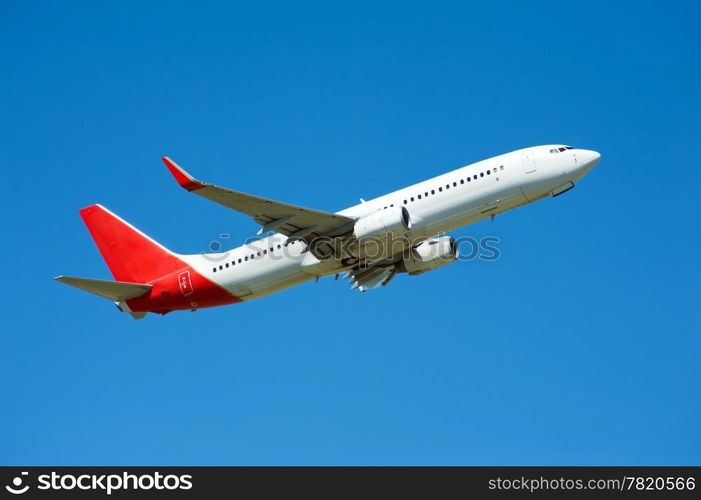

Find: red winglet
<box><xmin>162</xmin><ymin>157</ymin><xmax>206</xmax><ymax>191</ymax></box>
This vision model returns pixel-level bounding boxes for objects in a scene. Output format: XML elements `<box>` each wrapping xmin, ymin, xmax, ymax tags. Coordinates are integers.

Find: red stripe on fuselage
<box><xmin>126</xmin><ymin>264</ymin><xmax>241</xmax><ymax>314</ymax></box>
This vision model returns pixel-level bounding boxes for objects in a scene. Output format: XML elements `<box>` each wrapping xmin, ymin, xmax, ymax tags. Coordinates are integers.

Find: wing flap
<box><xmin>344</xmin><ymin>265</ymin><xmax>396</xmax><ymax>292</ymax></box>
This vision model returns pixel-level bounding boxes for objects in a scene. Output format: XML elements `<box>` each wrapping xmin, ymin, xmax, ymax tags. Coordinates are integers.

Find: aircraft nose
<box><xmin>578</xmin><ymin>149</ymin><xmax>601</xmax><ymax>169</ymax></box>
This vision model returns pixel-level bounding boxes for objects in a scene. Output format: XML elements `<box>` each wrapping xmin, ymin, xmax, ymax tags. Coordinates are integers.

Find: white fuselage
<box><xmin>180</xmin><ymin>145</ymin><xmax>600</xmax><ymax>299</ymax></box>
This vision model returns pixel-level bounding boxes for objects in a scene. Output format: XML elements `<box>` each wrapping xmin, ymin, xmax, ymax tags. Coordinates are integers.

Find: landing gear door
<box><xmin>230</xmin><ymin>277</ymin><xmax>253</xmax><ymax>297</ymax></box>
<box><xmin>522</xmin><ymin>150</ymin><xmax>537</xmax><ymax>173</ymax></box>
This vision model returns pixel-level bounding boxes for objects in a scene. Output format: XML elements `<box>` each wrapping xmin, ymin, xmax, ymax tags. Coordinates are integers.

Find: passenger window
<box><xmin>404</xmin><ymin>199</ymin><xmax>407</xmax><ymax>204</ymax></box>
<box><xmin>219</xmin><ymin>265</ymin><xmax>223</xmax><ymax>270</ymax></box>
<box><xmin>500</xmin><ymin>165</ymin><xmax>504</xmax><ymax>170</ymax></box>
<box><xmin>486</xmin><ymin>170</ymin><xmax>490</xmax><ymax>175</ymax></box>
<box><xmin>425</xmin><ymin>192</ymin><xmax>428</xmax><ymax>196</ymax></box>
<box><xmin>453</xmin><ymin>182</ymin><xmax>457</xmax><ymax>187</ymax></box>
<box><xmin>431</xmin><ymin>190</ymin><xmax>435</xmax><ymax>195</ymax></box>
<box><xmin>411</xmin><ymin>197</ymin><xmax>414</xmax><ymax>201</ymax></box>
<box><xmin>480</xmin><ymin>172</ymin><xmax>484</xmax><ymax>177</ymax></box>
<box><xmin>417</xmin><ymin>194</ymin><xmax>422</xmax><ymax>199</ymax></box>
<box><xmin>467</xmin><ymin>177</ymin><xmax>471</xmax><ymax>182</ymax></box>
<box><xmin>460</xmin><ymin>179</ymin><xmax>464</xmax><ymax>184</ymax></box>
<box><xmin>244</xmin><ymin>256</ymin><xmax>248</xmax><ymax>261</ymax></box>
<box><xmin>213</xmin><ymin>268</ymin><xmax>217</xmax><ymax>273</ymax></box>
<box><xmin>473</xmin><ymin>174</ymin><xmax>477</xmax><ymax>180</ymax></box>
<box><xmin>439</xmin><ymin>187</ymin><xmax>442</xmax><ymax>192</ymax></box>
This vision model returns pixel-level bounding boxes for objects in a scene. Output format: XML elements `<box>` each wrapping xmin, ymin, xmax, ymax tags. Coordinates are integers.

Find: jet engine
<box><xmin>401</xmin><ymin>236</ymin><xmax>458</xmax><ymax>275</ymax></box>
<box><xmin>351</xmin><ymin>206</ymin><xmax>412</xmax><ymax>260</ymax></box>
<box><xmin>354</xmin><ymin>205</ymin><xmax>412</xmax><ymax>241</ymax></box>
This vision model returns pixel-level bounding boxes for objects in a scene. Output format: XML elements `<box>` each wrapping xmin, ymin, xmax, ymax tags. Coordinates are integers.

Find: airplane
<box><xmin>56</xmin><ymin>145</ymin><xmax>600</xmax><ymax>319</ymax></box>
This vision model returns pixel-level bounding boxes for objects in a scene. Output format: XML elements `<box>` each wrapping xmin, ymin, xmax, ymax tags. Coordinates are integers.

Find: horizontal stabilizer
<box><xmin>54</xmin><ymin>275</ymin><xmax>152</xmax><ymax>302</ymax></box>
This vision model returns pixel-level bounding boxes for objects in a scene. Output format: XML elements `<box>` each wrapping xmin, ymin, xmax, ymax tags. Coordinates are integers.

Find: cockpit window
<box><xmin>550</xmin><ymin>145</ymin><xmax>575</xmax><ymax>153</ymax></box>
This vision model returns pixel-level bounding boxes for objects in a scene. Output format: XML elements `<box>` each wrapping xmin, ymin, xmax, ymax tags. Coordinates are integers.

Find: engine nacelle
<box><xmin>351</xmin><ymin>206</ymin><xmax>413</xmax><ymax>260</ymax></box>
<box><xmin>354</xmin><ymin>205</ymin><xmax>412</xmax><ymax>241</ymax></box>
<box><xmin>402</xmin><ymin>236</ymin><xmax>458</xmax><ymax>275</ymax></box>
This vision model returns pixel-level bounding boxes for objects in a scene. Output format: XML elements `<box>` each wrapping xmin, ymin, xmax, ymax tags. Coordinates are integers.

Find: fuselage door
<box><xmin>521</xmin><ymin>150</ymin><xmax>537</xmax><ymax>173</ymax></box>
<box><xmin>178</xmin><ymin>270</ymin><xmax>193</xmax><ymax>296</ymax></box>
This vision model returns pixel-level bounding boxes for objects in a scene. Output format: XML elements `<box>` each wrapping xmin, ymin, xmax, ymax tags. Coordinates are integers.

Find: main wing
<box><xmin>163</xmin><ymin>157</ymin><xmax>355</xmax><ymax>240</ymax></box>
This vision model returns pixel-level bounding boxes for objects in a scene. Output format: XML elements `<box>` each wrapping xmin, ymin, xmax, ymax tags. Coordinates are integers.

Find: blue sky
<box><xmin>1</xmin><ymin>1</ymin><xmax>699</xmax><ymax>465</ymax></box>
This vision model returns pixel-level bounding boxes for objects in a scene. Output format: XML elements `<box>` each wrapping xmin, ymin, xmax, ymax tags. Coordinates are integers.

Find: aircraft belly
<box><xmin>237</xmin><ymin>259</ymin><xmax>313</xmax><ymax>300</ymax></box>
<box><xmin>425</xmin><ymin>186</ymin><xmax>527</xmax><ymax>234</ymax></box>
